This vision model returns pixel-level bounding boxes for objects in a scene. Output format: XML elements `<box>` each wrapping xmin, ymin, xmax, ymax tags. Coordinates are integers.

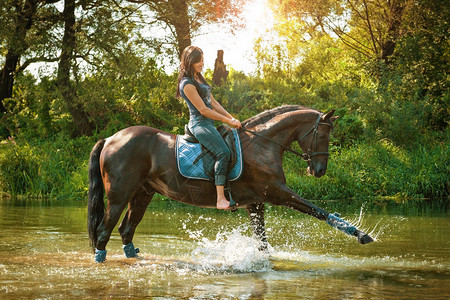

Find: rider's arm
<box><xmin>183</xmin><ymin>84</ymin><xmax>239</xmax><ymax>127</ymax></box>
<box><xmin>210</xmin><ymin>94</ymin><xmax>232</xmax><ymax>119</ymax></box>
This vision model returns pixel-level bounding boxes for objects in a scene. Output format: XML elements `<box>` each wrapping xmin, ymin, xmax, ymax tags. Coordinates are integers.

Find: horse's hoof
<box><xmin>258</xmin><ymin>241</ymin><xmax>269</xmax><ymax>252</ymax></box>
<box><xmin>123</xmin><ymin>242</ymin><xmax>139</xmax><ymax>258</ymax></box>
<box><xmin>358</xmin><ymin>233</ymin><xmax>374</xmax><ymax>244</ymax></box>
<box><xmin>95</xmin><ymin>249</ymin><xmax>107</xmax><ymax>263</ymax></box>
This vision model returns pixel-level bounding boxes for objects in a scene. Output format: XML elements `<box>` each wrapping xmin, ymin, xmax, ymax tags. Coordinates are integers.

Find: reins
<box><xmin>239</xmin><ymin>113</ymin><xmax>331</xmax><ymax>161</ymax></box>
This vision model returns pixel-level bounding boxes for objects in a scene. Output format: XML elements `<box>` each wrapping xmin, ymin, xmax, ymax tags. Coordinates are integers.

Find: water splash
<box><xmin>188</xmin><ymin>224</ymin><xmax>272</xmax><ymax>273</ymax></box>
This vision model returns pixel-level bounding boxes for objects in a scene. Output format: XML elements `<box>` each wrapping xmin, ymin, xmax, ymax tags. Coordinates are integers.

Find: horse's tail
<box><xmin>88</xmin><ymin>139</ymin><xmax>106</xmax><ymax>252</ymax></box>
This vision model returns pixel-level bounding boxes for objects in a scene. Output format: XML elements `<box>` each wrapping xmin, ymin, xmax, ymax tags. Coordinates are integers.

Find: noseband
<box><xmin>241</xmin><ymin>113</ymin><xmax>331</xmax><ymax>161</ymax></box>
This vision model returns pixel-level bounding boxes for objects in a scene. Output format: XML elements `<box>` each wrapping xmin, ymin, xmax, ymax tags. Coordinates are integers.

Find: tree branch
<box><xmin>325</xmin><ymin>16</ymin><xmax>374</xmax><ymax>53</ymax></box>
<box><xmin>362</xmin><ymin>0</ymin><xmax>379</xmax><ymax>55</ymax></box>
<box><xmin>18</xmin><ymin>56</ymin><xmax>59</xmax><ymax>73</ymax></box>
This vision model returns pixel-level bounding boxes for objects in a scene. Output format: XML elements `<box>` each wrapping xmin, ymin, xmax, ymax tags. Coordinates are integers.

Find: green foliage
<box><xmin>284</xmin><ymin>139</ymin><xmax>449</xmax><ymax>200</ymax></box>
<box><xmin>0</xmin><ymin>137</ymin><xmax>39</xmax><ymax>195</ymax></box>
<box><xmin>3</xmin><ymin>74</ymin><xmax>63</xmax><ymax>139</ymax></box>
<box><xmin>0</xmin><ymin>134</ymin><xmax>94</xmax><ymax>198</ymax></box>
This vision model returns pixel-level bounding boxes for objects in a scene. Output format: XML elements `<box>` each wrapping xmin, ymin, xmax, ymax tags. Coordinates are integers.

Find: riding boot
<box><xmin>224</xmin><ymin>182</ymin><xmax>237</xmax><ymax>212</ymax></box>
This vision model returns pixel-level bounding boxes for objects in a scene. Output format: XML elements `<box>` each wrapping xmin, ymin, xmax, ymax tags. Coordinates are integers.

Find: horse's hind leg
<box><xmin>247</xmin><ymin>203</ymin><xmax>268</xmax><ymax>251</ymax></box>
<box><xmin>118</xmin><ymin>186</ymin><xmax>154</xmax><ymax>258</ymax></box>
<box><xmin>95</xmin><ymin>181</ymin><xmax>140</xmax><ymax>261</ymax></box>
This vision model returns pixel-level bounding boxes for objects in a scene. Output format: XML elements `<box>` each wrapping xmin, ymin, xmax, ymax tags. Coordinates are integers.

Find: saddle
<box><xmin>176</xmin><ymin>124</ymin><xmax>243</xmax><ymax>182</ymax></box>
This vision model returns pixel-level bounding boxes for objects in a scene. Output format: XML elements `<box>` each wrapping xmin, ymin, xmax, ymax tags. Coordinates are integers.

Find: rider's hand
<box><xmin>229</xmin><ymin>118</ymin><xmax>242</xmax><ymax>128</ymax></box>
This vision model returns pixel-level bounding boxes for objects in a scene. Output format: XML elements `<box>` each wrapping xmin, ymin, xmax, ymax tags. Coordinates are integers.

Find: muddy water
<box><xmin>0</xmin><ymin>198</ymin><xmax>449</xmax><ymax>299</ymax></box>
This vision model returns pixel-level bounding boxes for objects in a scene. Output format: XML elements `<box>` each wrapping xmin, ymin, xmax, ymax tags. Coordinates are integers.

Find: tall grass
<box><xmin>0</xmin><ymin>134</ymin><xmax>94</xmax><ymax>199</ymax></box>
<box><xmin>284</xmin><ymin>139</ymin><xmax>449</xmax><ymax>200</ymax></box>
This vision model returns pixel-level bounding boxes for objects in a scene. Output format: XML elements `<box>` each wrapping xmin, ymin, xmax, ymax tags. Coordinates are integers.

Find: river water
<box><xmin>0</xmin><ymin>197</ymin><xmax>448</xmax><ymax>299</ymax></box>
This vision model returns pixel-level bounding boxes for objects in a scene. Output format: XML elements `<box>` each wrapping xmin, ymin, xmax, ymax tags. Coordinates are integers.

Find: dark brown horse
<box><xmin>88</xmin><ymin>105</ymin><xmax>373</xmax><ymax>262</ymax></box>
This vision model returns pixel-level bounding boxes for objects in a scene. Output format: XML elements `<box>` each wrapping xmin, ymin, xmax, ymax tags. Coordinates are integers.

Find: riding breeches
<box><xmin>188</xmin><ymin>117</ymin><xmax>230</xmax><ymax>186</ymax></box>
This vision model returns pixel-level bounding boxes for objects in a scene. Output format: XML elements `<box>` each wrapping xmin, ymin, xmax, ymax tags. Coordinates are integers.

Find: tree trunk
<box><xmin>212</xmin><ymin>50</ymin><xmax>229</xmax><ymax>86</ymax></box>
<box><xmin>57</xmin><ymin>0</ymin><xmax>93</xmax><ymax>136</ymax></box>
<box><xmin>0</xmin><ymin>52</ymin><xmax>19</xmax><ymax>113</ymax></box>
<box><xmin>170</xmin><ymin>0</ymin><xmax>192</xmax><ymax>58</ymax></box>
<box><xmin>381</xmin><ymin>0</ymin><xmax>405</xmax><ymax>62</ymax></box>
<box><xmin>0</xmin><ymin>0</ymin><xmax>39</xmax><ymax>114</ymax></box>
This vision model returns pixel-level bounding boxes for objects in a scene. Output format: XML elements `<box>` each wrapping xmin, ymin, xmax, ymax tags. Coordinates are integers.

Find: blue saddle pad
<box><xmin>176</xmin><ymin>128</ymin><xmax>243</xmax><ymax>181</ymax></box>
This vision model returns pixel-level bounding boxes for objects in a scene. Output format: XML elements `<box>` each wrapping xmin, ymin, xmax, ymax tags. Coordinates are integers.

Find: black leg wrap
<box><xmin>354</xmin><ymin>230</ymin><xmax>375</xmax><ymax>244</ymax></box>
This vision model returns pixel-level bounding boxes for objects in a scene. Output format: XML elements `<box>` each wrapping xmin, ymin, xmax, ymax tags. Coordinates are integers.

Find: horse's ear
<box><xmin>322</xmin><ymin>110</ymin><xmax>335</xmax><ymax>121</ymax></box>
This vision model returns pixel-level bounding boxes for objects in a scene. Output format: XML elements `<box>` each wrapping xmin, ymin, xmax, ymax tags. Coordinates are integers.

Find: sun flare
<box><xmin>241</xmin><ymin>0</ymin><xmax>275</xmax><ymax>38</ymax></box>
<box><xmin>194</xmin><ymin>0</ymin><xmax>276</xmax><ymax>73</ymax></box>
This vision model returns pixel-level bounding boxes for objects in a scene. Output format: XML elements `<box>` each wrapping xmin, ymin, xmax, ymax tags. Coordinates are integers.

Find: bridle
<box><xmin>240</xmin><ymin>113</ymin><xmax>331</xmax><ymax>161</ymax></box>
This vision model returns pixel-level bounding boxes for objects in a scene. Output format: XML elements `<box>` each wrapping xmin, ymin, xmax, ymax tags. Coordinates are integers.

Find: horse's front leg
<box><xmin>246</xmin><ymin>203</ymin><xmax>268</xmax><ymax>251</ymax></box>
<box><xmin>268</xmin><ymin>183</ymin><xmax>374</xmax><ymax>244</ymax></box>
<box><xmin>268</xmin><ymin>183</ymin><xmax>329</xmax><ymax>220</ymax></box>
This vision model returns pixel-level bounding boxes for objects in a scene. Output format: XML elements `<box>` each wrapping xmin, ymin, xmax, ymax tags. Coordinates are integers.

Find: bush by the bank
<box><xmin>0</xmin><ymin>134</ymin><xmax>94</xmax><ymax>199</ymax></box>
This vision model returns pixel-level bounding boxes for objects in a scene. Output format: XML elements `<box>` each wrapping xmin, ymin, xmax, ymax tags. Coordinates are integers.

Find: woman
<box><xmin>176</xmin><ymin>45</ymin><xmax>242</xmax><ymax>210</ymax></box>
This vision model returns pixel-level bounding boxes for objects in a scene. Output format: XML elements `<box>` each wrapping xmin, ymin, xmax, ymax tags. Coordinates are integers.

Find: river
<box><xmin>0</xmin><ymin>197</ymin><xmax>449</xmax><ymax>299</ymax></box>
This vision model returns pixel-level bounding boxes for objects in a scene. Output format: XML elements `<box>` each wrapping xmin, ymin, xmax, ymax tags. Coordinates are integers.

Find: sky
<box><xmin>192</xmin><ymin>0</ymin><xmax>275</xmax><ymax>75</ymax></box>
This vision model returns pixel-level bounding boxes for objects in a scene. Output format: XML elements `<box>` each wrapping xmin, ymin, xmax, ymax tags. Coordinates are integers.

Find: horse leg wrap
<box><xmin>326</xmin><ymin>212</ymin><xmax>357</xmax><ymax>236</ymax></box>
<box><xmin>95</xmin><ymin>249</ymin><xmax>107</xmax><ymax>263</ymax></box>
<box><xmin>123</xmin><ymin>242</ymin><xmax>139</xmax><ymax>258</ymax></box>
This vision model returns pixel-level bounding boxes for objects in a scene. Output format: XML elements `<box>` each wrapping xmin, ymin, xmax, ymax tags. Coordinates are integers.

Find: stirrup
<box><xmin>225</xmin><ymin>187</ymin><xmax>237</xmax><ymax>212</ymax></box>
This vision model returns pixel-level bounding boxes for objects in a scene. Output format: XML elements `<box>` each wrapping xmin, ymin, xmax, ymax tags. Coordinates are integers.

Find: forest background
<box><xmin>0</xmin><ymin>0</ymin><xmax>448</xmax><ymax>202</ymax></box>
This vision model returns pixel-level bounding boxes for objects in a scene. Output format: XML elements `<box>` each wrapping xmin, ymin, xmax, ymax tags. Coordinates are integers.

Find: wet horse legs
<box><xmin>118</xmin><ymin>187</ymin><xmax>154</xmax><ymax>257</ymax></box>
<box><xmin>94</xmin><ymin>179</ymin><xmax>141</xmax><ymax>261</ymax></box>
<box><xmin>247</xmin><ymin>203</ymin><xmax>268</xmax><ymax>251</ymax></box>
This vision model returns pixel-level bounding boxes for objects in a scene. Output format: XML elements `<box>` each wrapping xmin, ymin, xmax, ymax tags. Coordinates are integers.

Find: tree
<box><xmin>0</xmin><ymin>0</ymin><xmax>60</xmax><ymax>116</ymax></box>
<box><xmin>57</xmin><ymin>0</ymin><xmax>93</xmax><ymax>136</ymax></box>
<box><xmin>270</xmin><ymin>0</ymin><xmax>412</xmax><ymax>63</ymax></box>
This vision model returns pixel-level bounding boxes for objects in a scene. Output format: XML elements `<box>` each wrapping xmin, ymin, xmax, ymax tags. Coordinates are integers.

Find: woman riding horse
<box><xmin>88</xmin><ymin>105</ymin><xmax>374</xmax><ymax>262</ymax></box>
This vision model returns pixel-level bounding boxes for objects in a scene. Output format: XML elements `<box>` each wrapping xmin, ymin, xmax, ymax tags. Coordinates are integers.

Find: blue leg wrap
<box><xmin>123</xmin><ymin>242</ymin><xmax>139</xmax><ymax>258</ymax></box>
<box><xmin>95</xmin><ymin>249</ymin><xmax>107</xmax><ymax>263</ymax></box>
<box><xmin>326</xmin><ymin>212</ymin><xmax>357</xmax><ymax>236</ymax></box>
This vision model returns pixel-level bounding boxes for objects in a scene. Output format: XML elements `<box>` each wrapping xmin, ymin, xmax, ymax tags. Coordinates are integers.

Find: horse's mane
<box><xmin>242</xmin><ymin>105</ymin><xmax>316</xmax><ymax>128</ymax></box>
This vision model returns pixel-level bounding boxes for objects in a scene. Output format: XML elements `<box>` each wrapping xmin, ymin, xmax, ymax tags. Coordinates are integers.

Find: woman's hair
<box><xmin>176</xmin><ymin>45</ymin><xmax>210</xmax><ymax>98</ymax></box>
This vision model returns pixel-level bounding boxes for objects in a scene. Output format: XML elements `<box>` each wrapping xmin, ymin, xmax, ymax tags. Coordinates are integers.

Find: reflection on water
<box><xmin>0</xmin><ymin>198</ymin><xmax>449</xmax><ymax>299</ymax></box>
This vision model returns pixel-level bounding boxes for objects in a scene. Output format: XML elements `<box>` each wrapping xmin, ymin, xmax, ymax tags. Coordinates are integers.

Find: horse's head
<box><xmin>298</xmin><ymin>110</ymin><xmax>337</xmax><ymax>178</ymax></box>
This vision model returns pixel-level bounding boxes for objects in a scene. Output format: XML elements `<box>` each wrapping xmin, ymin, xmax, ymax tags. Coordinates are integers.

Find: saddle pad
<box><xmin>176</xmin><ymin>128</ymin><xmax>243</xmax><ymax>181</ymax></box>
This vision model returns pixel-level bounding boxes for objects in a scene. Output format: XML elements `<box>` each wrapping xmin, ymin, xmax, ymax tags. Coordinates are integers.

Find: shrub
<box><xmin>0</xmin><ymin>137</ymin><xmax>39</xmax><ymax>195</ymax></box>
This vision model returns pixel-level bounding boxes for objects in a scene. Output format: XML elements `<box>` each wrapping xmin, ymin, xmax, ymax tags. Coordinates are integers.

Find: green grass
<box><xmin>284</xmin><ymin>139</ymin><xmax>448</xmax><ymax>200</ymax></box>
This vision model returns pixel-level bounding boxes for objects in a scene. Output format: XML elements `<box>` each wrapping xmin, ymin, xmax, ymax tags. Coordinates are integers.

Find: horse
<box><xmin>88</xmin><ymin>105</ymin><xmax>374</xmax><ymax>262</ymax></box>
